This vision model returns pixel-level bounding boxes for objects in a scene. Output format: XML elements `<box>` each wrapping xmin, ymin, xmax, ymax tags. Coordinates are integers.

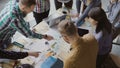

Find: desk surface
<box><xmin>12</xmin><ymin>21</ymin><xmax>70</xmax><ymax>68</ymax></box>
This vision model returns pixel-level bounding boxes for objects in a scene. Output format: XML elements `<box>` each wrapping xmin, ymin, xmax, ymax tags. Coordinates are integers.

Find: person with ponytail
<box><xmin>88</xmin><ymin>7</ymin><xmax>112</xmax><ymax>68</ymax></box>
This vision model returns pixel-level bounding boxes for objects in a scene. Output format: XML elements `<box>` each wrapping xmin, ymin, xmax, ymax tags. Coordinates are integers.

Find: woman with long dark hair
<box><xmin>88</xmin><ymin>7</ymin><xmax>112</xmax><ymax>68</ymax></box>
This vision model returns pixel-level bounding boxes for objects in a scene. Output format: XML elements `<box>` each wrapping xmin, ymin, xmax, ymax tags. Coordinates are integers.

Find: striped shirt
<box><xmin>0</xmin><ymin>0</ymin><xmax>43</xmax><ymax>43</ymax></box>
<box><xmin>34</xmin><ymin>0</ymin><xmax>50</xmax><ymax>13</ymax></box>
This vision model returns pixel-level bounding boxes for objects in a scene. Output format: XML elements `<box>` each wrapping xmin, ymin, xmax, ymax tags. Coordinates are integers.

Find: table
<box><xmin>8</xmin><ymin>8</ymin><xmax>90</xmax><ymax>68</ymax></box>
<box><xmin>4</xmin><ymin>8</ymin><xmax>120</xmax><ymax>68</ymax></box>
<box><xmin>12</xmin><ymin>20</ymin><xmax>70</xmax><ymax>68</ymax></box>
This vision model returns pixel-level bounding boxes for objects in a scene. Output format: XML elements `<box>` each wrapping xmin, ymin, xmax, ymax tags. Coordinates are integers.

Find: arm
<box><xmin>11</xmin><ymin>13</ymin><xmax>43</xmax><ymax>39</ymax></box>
<box><xmin>76</xmin><ymin>0</ymin><xmax>81</xmax><ymax>14</ymax></box>
<box><xmin>0</xmin><ymin>49</ymin><xmax>28</xmax><ymax>60</ymax></box>
<box><xmin>106</xmin><ymin>1</ymin><xmax>111</xmax><ymax>13</ymax></box>
<box><xmin>79</xmin><ymin>1</ymin><xmax>84</xmax><ymax>16</ymax></box>
<box><xmin>113</xmin><ymin>11</ymin><xmax>120</xmax><ymax>26</ymax></box>
<box><xmin>77</xmin><ymin>1</ymin><xmax>96</xmax><ymax>24</ymax></box>
<box><xmin>11</xmin><ymin>12</ymin><xmax>53</xmax><ymax>40</ymax></box>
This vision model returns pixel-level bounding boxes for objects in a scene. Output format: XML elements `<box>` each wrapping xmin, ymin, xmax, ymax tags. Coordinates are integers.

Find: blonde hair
<box><xmin>58</xmin><ymin>20</ymin><xmax>77</xmax><ymax>36</ymax></box>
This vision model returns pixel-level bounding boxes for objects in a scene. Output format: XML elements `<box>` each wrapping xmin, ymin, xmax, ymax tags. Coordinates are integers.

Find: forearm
<box><xmin>79</xmin><ymin>2</ymin><xmax>84</xmax><ymax>16</ymax></box>
<box><xmin>77</xmin><ymin>2</ymin><xmax>94</xmax><ymax>23</ymax></box>
<box><xmin>12</xmin><ymin>19</ymin><xmax>43</xmax><ymax>39</ymax></box>
<box><xmin>0</xmin><ymin>49</ymin><xmax>28</xmax><ymax>60</ymax></box>
<box><xmin>76</xmin><ymin>0</ymin><xmax>81</xmax><ymax>13</ymax></box>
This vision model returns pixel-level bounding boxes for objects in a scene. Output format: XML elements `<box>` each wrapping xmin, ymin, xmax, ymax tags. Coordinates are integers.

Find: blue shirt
<box><xmin>107</xmin><ymin>1</ymin><xmax>120</xmax><ymax>27</ymax></box>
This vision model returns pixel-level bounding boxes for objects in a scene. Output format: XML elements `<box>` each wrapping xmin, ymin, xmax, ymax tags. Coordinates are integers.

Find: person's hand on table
<box><xmin>43</xmin><ymin>34</ymin><xmax>54</xmax><ymax>41</ymax></box>
<box><xmin>32</xmin><ymin>28</ymin><xmax>54</xmax><ymax>41</ymax></box>
<box><xmin>28</xmin><ymin>52</ymin><xmax>41</xmax><ymax>58</ymax></box>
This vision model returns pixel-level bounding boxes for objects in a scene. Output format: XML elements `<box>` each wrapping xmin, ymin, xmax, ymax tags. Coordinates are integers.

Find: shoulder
<box><xmin>82</xmin><ymin>33</ymin><xmax>98</xmax><ymax>44</ymax></box>
<box><xmin>10</xmin><ymin>4</ymin><xmax>21</xmax><ymax>19</ymax></box>
<box><xmin>83</xmin><ymin>33</ymin><xmax>95</xmax><ymax>40</ymax></box>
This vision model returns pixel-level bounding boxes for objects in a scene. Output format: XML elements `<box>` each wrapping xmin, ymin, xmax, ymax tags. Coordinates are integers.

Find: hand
<box><xmin>28</xmin><ymin>52</ymin><xmax>40</xmax><ymax>58</ymax></box>
<box><xmin>43</xmin><ymin>35</ymin><xmax>54</xmax><ymax>41</ymax></box>
<box><xmin>69</xmin><ymin>13</ymin><xmax>79</xmax><ymax>18</ymax></box>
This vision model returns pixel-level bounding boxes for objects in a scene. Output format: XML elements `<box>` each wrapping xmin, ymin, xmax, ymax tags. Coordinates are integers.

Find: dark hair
<box><xmin>20</xmin><ymin>0</ymin><xmax>36</xmax><ymax>7</ymax></box>
<box><xmin>88</xmin><ymin>7</ymin><xmax>112</xmax><ymax>34</ymax></box>
<box><xmin>58</xmin><ymin>20</ymin><xmax>77</xmax><ymax>36</ymax></box>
